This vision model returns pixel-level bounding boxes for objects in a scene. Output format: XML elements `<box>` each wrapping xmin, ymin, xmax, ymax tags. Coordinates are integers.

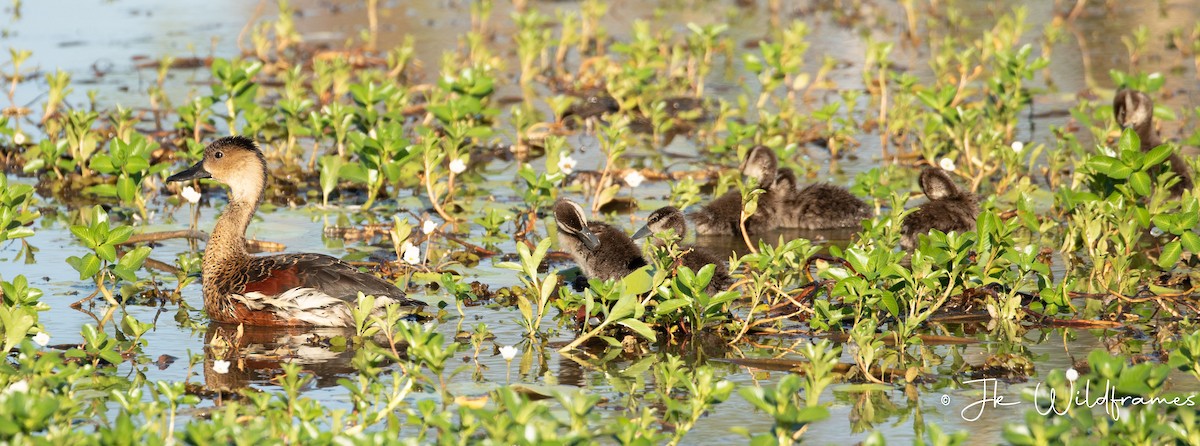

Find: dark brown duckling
<box><xmin>900</xmin><ymin>167</ymin><xmax>979</xmax><ymax>250</ymax></box>
<box><xmin>632</xmin><ymin>206</ymin><xmax>734</xmax><ymax>294</ymax></box>
<box><xmin>772</xmin><ymin>167</ymin><xmax>872</xmax><ymax>230</ymax></box>
<box><xmin>691</xmin><ymin>145</ymin><xmax>782</xmax><ymax>236</ymax></box>
<box><xmin>1113</xmin><ymin>89</ymin><xmax>1194</xmax><ymax>197</ymax></box>
<box><xmin>554</xmin><ymin>199</ymin><xmax>648</xmax><ymax>281</ymax></box>
<box><xmin>166</xmin><ymin>136</ymin><xmax>424</xmax><ymax>327</ymax></box>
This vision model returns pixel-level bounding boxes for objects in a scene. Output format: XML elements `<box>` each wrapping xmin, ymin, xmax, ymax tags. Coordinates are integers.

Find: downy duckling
<box><xmin>1113</xmin><ymin>89</ymin><xmax>1194</xmax><ymax>196</ymax></box>
<box><xmin>166</xmin><ymin>136</ymin><xmax>424</xmax><ymax>327</ymax></box>
<box><xmin>691</xmin><ymin>145</ymin><xmax>782</xmax><ymax>236</ymax></box>
<box><xmin>554</xmin><ymin>199</ymin><xmax>648</xmax><ymax>281</ymax></box>
<box><xmin>772</xmin><ymin>167</ymin><xmax>872</xmax><ymax>230</ymax></box>
<box><xmin>632</xmin><ymin>206</ymin><xmax>734</xmax><ymax>293</ymax></box>
<box><xmin>900</xmin><ymin>167</ymin><xmax>979</xmax><ymax>250</ymax></box>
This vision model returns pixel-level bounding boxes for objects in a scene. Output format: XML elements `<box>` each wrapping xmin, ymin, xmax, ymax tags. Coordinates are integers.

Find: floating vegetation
<box><xmin>2</xmin><ymin>0</ymin><xmax>1200</xmax><ymax>443</ymax></box>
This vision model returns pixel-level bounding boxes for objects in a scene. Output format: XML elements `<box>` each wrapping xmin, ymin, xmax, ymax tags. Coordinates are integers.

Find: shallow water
<box><xmin>4</xmin><ymin>0</ymin><xmax>1200</xmax><ymax>443</ymax></box>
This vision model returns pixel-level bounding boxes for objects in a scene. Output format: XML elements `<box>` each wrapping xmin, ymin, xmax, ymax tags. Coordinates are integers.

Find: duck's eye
<box><xmin>214</xmin><ymin>151</ymin><xmax>224</xmax><ymax>159</ymax></box>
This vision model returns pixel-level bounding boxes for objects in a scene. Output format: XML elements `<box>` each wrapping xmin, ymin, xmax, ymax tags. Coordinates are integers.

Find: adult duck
<box><xmin>1113</xmin><ymin>89</ymin><xmax>1194</xmax><ymax>197</ymax></box>
<box><xmin>899</xmin><ymin>167</ymin><xmax>979</xmax><ymax>250</ymax></box>
<box><xmin>167</xmin><ymin>136</ymin><xmax>423</xmax><ymax>327</ymax></box>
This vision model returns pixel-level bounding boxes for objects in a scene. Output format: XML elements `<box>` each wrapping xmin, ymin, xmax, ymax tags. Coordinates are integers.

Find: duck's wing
<box><xmin>242</xmin><ymin>253</ymin><xmax>423</xmax><ymax>307</ymax></box>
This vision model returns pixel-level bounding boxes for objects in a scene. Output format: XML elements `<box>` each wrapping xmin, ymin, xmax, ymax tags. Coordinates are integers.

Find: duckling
<box><xmin>900</xmin><ymin>167</ymin><xmax>979</xmax><ymax>250</ymax></box>
<box><xmin>554</xmin><ymin>199</ymin><xmax>648</xmax><ymax>281</ymax></box>
<box><xmin>167</xmin><ymin>136</ymin><xmax>423</xmax><ymax>327</ymax></box>
<box><xmin>632</xmin><ymin>206</ymin><xmax>733</xmax><ymax>293</ymax></box>
<box><xmin>772</xmin><ymin>167</ymin><xmax>872</xmax><ymax>230</ymax></box>
<box><xmin>690</xmin><ymin>145</ymin><xmax>782</xmax><ymax>236</ymax></box>
<box><xmin>1113</xmin><ymin>89</ymin><xmax>1194</xmax><ymax>196</ymax></box>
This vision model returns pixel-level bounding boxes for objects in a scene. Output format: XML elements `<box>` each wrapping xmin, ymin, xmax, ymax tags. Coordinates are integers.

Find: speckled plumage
<box><xmin>772</xmin><ymin>168</ymin><xmax>871</xmax><ymax>230</ymax></box>
<box><xmin>633</xmin><ymin>207</ymin><xmax>733</xmax><ymax>294</ymax></box>
<box><xmin>691</xmin><ymin>145</ymin><xmax>782</xmax><ymax>236</ymax></box>
<box><xmin>1113</xmin><ymin>89</ymin><xmax>1194</xmax><ymax>197</ymax></box>
<box><xmin>168</xmin><ymin>136</ymin><xmax>422</xmax><ymax>327</ymax></box>
<box><xmin>900</xmin><ymin>168</ymin><xmax>979</xmax><ymax>250</ymax></box>
<box><xmin>554</xmin><ymin>199</ymin><xmax>648</xmax><ymax>281</ymax></box>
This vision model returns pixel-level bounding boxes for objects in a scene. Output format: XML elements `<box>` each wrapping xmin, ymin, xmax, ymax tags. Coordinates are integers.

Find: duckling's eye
<box><xmin>214</xmin><ymin>151</ymin><xmax>224</xmax><ymax>159</ymax></box>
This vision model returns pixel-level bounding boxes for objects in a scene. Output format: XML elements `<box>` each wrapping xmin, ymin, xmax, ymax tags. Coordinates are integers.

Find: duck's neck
<box><xmin>1135</xmin><ymin>124</ymin><xmax>1161</xmax><ymax>151</ymax></box>
<box><xmin>204</xmin><ymin>198</ymin><xmax>257</xmax><ymax>276</ymax></box>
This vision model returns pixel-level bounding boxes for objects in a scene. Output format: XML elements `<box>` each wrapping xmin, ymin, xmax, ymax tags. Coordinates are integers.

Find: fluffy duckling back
<box><xmin>633</xmin><ymin>206</ymin><xmax>733</xmax><ymax>294</ymax></box>
<box><xmin>1113</xmin><ymin>89</ymin><xmax>1194</xmax><ymax>197</ymax></box>
<box><xmin>691</xmin><ymin>145</ymin><xmax>782</xmax><ymax>236</ymax></box>
<box><xmin>554</xmin><ymin>199</ymin><xmax>648</xmax><ymax>281</ymax></box>
<box><xmin>772</xmin><ymin>167</ymin><xmax>872</xmax><ymax>230</ymax></box>
<box><xmin>900</xmin><ymin>168</ymin><xmax>979</xmax><ymax>250</ymax></box>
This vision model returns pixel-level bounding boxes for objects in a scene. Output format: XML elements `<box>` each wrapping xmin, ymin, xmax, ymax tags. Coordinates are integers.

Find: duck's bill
<box><xmin>631</xmin><ymin>225</ymin><xmax>652</xmax><ymax>240</ymax></box>
<box><xmin>580</xmin><ymin>228</ymin><xmax>601</xmax><ymax>250</ymax></box>
<box><xmin>167</xmin><ymin>161</ymin><xmax>211</xmax><ymax>182</ymax></box>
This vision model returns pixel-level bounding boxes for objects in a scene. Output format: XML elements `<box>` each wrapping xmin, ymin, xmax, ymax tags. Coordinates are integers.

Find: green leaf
<box><xmin>67</xmin><ymin>254</ymin><xmax>102</xmax><ymax>279</ymax></box>
<box><xmin>1158</xmin><ymin>240</ymin><xmax>1182</xmax><ymax>269</ymax></box>
<box><xmin>656</xmin><ymin>298</ymin><xmax>691</xmax><ymax>315</ymax></box>
<box><xmin>617</xmin><ymin>319</ymin><xmax>657</xmax><ymax>342</ymax></box>
<box><xmin>1129</xmin><ymin>171</ymin><xmax>1151</xmax><ymax>197</ymax></box>
<box><xmin>1181</xmin><ymin>231</ymin><xmax>1200</xmax><ymax>253</ymax></box>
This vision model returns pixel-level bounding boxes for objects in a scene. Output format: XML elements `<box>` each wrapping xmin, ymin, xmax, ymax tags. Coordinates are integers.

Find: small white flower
<box><xmin>1150</xmin><ymin>226</ymin><xmax>1165</xmax><ymax>237</ymax></box>
<box><xmin>1011</xmin><ymin>141</ymin><xmax>1025</xmax><ymax>154</ymax></box>
<box><xmin>557</xmin><ymin>154</ymin><xmax>578</xmax><ymax>175</ymax></box>
<box><xmin>401</xmin><ymin>242</ymin><xmax>421</xmax><ymax>265</ymax></box>
<box><xmin>12</xmin><ymin>132</ymin><xmax>26</xmax><ymax>145</ymax></box>
<box><xmin>32</xmin><ymin>332</ymin><xmax>49</xmax><ymax>347</ymax></box>
<box><xmin>212</xmin><ymin>360</ymin><xmax>231</xmax><ymax>374</ymax></box>
<box><xmin>368</xmin><ymin>128</ymin><xmax>378</xmax><ymax>139</ymax></box>
<box><xmin>499</xmin><ymin>345</ymin><xmax>519</xmax><ymax>361</ymax></box>
<box><xmin>938</xmin><ymin>157</ymin><xmax>957</xmax><ymax>172</ymax></box>
<box><xmin>623</xmin><ymin>170</ymin><xmax>646</xmax><ymax>188</ymax></box>
<box><xmin>181</xmin><ymin>186</ymin><xmax>201</xmax><ymax>204</ymax></box>
<box><xmin>1019</xmin><ymin>245</ymin><xmax>1035</xmax><ymax>256</ymax></box>
<box><xmin>1</xmin><ymin>380</ymin><xmax>29</xmax><ymax>399</ymax></box>
<box><xmin>422</xmin><ymin>219</ymin><xmax>437</xmax><ymax>235</ymax></box>
<box><xmin>449</xmin><ymin>158</ymin><xmax>467</xmax><ymax>174</ymax></box>
<box><xmin>1065</xmin><ymin>368</ymin><xmax>1078</xmax><ymax>382</ymax></box>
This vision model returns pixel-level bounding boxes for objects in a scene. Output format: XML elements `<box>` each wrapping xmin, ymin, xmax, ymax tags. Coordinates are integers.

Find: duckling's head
<box><xmin>554</xmin><ymin>199</ymin><xmax>600</xmax><ymax>250</ymax></box>
<box><xmin>167</xmin><ymin>136</ymin><xmax>268</xmax><ymax>204</ymax></box>
<box><xmin>918</xmin><ymin>167</ymin><xmax>961</xmax><ymax>200</ymax></box>
<box><xmin>772</xmin><ymin>167</ymin><xmax>797</xmax><ymax>192</ymax></box>
<box><xmin>632</xmin><ymin>206</ymin><xmax>687</xmax><ymax>241</ymax></box>
<box><xmin>739</xmin><ymin>145</ymin><xmax>778</xmax><ymax>187</ymax></box>
<box><xmin>1113</xmin><ymin>89</ymin><xmax>1154</xmax><ymax>134</ymax></box>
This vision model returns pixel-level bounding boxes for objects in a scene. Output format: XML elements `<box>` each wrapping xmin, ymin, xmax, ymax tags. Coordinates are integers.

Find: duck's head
<box><xmin>918</xmin><ymin>167</ymin><xmax>961</xmax><ymax>200</ymax></box>
<box><xmin>632</xmin><ymin>206</ymin><xmax>687</xmax><ymax>241</ymax></box>
<box><xmin>167</xmin><ymin>136</ymin><xmax>268</xmax><ymax>204</ymax></box>
<box><xmin>554</xmin><ymin>199</ymin><xmax>600</xmax><ymax>250</ymax></box>
<box><xmin>739</xmin><ymin>145</ymin><xmax>778</xmax><ymax>187</ymax></box>
<box><xmin>1113</xmin><ymin>89</ymin><xmax>1154</xmax><ymax>134</ymax></box>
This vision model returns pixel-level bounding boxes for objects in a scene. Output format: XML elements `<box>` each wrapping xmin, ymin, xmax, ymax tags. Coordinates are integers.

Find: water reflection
<box><xmin>201</xmin><ymin>323</ymin><xmax>358</xmax><ymax>392</ymax></box>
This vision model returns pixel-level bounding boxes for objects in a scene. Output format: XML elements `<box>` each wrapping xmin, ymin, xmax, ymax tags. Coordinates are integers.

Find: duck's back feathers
<box><xmin>780</xmin><ymin>183</ymin><xmax>871</xmax><ymax>230</ymax></box>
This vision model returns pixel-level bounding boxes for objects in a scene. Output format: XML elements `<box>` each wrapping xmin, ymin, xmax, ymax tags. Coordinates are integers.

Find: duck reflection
<box><xmin>201</xmin><ymin>323</ymin><xmax>360</xmax><ymax>393</ymax></box>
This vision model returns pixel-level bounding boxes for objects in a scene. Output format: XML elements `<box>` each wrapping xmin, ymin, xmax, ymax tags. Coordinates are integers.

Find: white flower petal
<box><xmin>212</xmin><ymin>360</ymin><xmax>231</xmax><ymax>374</ymax></box>
<box><xmin>32</xmin><ymin>332</ymin><xmax>49</xmax><ymax>347</ymax></box>
<box><xmin>12</xmin><ymin>132</ymin><xmax>26</xmax><ymax>145</ymax></box>
<box><xmin>623</xmin><ymin>170</ymin><xmax>646</xmax><ymax>188</ymax></box>
<box><xmin>422</xmin><ymin>220</ymin><xmax>437</xmax><ymax>235</ymax></box>
<box><xmin>402</xmin><ymin>242</ymin><xmax>421</xmax><ymax>265</ymax></box>
<box><xmin>1011</xmin><ymin>141</ymin><xmax>1024</xmax><ymax>154</ymax></box>
<box><xmin>1065</xmin><ymin>368</ymin><xmax>1078</xmax><ymax>382</ymax></box>
<box><xmin>557</xmin><ymin>154</ymin><xmax>577</xmax><ymax>175</ymax></box>
<box><xmin>181</xmin><ymin>186</ymin><xmax>202</xmax><ymax>204</ymax></box>
<box><xmin>499</xmin><ymin>345</ymin><xmax>519</xmax><ymax>361</ymax></box>
<box><xmin>938</xmin><ymin>157</ymin><xmax>956</xmax><ymax>172</ymax></box>
<box><xmin>449</xmin><ymin>158</ymin><xmax>467</xmax><ymax>174</ymax></box>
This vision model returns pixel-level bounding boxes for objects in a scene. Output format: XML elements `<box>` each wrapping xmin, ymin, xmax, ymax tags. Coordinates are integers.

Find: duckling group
<box><xmin>170</xmin><ymin>88</ymin><xmax>1189</xmax><ymax>327</ymax></box>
